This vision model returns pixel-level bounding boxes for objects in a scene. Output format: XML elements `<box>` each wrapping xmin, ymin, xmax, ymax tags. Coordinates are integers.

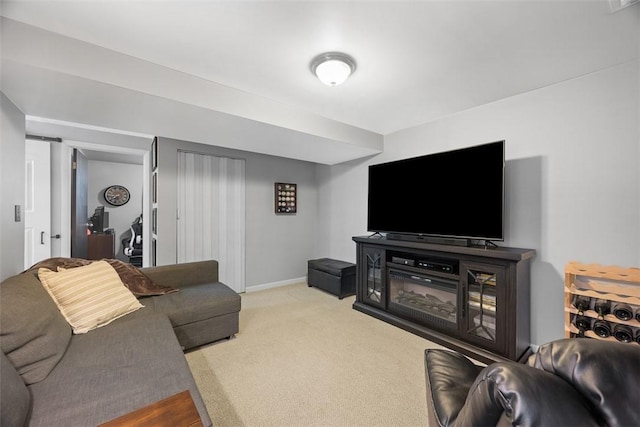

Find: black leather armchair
<box><xmin>424</xmin><ymin>338</ymin><xmax>640</xmax><ymax>427</ymax></box>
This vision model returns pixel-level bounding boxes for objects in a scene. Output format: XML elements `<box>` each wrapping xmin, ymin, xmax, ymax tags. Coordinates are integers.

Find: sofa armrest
<box><xmin>424</xmin><ymin>349</ymin><xmax>484</xmax><ymax>427</ymax></box>
<box><xmin>1</xmin><ymin>351</ymin><xmax>31</xmax><ymax>427</ymax></box>
<box><xmin>531</xmin><ymin>338</ymin><xmax>640</xmax><ymax>427</ymax></box>
<box><xmin>454</xmin><ymin>362</ymin><xmax>600</xmax><ymax>427</ymax></box>
<box><xmin>140</xmin><ymin>260</ymin><xmax>219</xmax><ymax>289</ymax></box>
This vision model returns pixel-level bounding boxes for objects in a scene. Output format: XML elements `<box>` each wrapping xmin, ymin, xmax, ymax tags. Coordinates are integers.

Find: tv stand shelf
<box><xmin>352</xmin><ymin>235</ymin><xmax>535</xmax><ymax>364</ymax></box>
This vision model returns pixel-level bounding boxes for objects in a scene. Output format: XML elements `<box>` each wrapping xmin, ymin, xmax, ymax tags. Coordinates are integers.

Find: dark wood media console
<box><xmin>352</xmin><ymin>236</ymin><xmax>535</xmax><ymax>364</ymax></box>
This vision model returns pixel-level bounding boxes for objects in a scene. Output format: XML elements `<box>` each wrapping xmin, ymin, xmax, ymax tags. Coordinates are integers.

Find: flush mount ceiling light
<box><xmin>310</xmin><ymin>52</ymin><xmax>357</xmax><ymax>87</ymax></box>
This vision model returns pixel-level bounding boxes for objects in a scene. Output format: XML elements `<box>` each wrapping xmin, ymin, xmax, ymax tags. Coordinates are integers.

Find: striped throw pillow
<box><xmin>38</xmin><ymin>260</ymin><xmax>143</xmax><ymax>334</ymax></box>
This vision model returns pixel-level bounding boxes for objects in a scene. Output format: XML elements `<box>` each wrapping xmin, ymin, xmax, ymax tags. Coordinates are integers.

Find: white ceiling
<box><xmin>1</xmin><ymin>0</ymin><xmax>639</xmax><ymax>164</ymax></box>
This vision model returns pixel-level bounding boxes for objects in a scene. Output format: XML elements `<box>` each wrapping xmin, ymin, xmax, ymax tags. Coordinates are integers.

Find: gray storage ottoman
<box><xmin>307</xmin><ymin>258</ymin><xmax>356</xmax><ymax>299</ymax></box>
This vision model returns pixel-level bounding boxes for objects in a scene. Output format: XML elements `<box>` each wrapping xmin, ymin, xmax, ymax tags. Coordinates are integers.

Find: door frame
<box><xmin>56</xmin><ymin>141</ymin><xmax>151</xmax><ymax>265</ymax></box>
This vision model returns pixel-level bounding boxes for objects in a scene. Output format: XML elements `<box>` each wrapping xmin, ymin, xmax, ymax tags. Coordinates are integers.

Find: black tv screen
<box><xmin>367</xmin><ymin>140</ymin><xmax>505</xmax><ymax>241</ymax></box>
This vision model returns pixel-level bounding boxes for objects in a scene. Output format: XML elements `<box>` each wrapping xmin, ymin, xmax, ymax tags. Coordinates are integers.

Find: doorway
<box><xmin>39</xmin><ymin>141</ymin><xmax>151</xmax><ymax>266</ymax></box>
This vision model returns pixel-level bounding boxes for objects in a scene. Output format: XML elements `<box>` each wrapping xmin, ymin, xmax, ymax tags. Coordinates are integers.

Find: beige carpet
<box><xmin>186</xmin><ymin>283</ymin><xmax>448</xmax><ymax>427</ymax></box>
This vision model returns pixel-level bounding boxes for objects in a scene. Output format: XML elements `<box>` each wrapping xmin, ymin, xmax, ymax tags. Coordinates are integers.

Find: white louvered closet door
<box><xmin>177</xmin><ymin>151</ymin><xmax>245</xmax><ymax>293</ymax></box>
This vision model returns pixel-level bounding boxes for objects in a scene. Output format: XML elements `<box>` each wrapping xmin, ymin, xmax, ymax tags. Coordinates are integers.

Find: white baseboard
<box><xmin>245</xmin><ymin>276</ymin><xmax>307</xmax><ymax>293</ymax></box>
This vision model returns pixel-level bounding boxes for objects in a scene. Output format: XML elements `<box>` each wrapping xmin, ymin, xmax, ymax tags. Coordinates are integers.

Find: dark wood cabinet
<box><xmin>459</xmin><ymin>261</ymin><xmax>506</xmax><ymax>355</ymax></box>
<box><xmin>357</xmin><ymin>245</ymin><xmax>385</xmax><ymax>309</ymax></box>
<box><xmin>87</xmin><ymin>233</ymin><xmax>115</xmax><ymax>260</ymax></box>
<box><xmin>353</xmin><ymin>236</ymin><xmax>535</xmax><ymax>364</ymax></box>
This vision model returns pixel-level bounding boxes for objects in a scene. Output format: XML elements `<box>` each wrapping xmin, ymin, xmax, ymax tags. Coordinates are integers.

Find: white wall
<box><xmin>87</xmin><ymin>160</ymin><xmax>143</xmax><ymax>261</ymax></box>
<box><xmin>319</xmin><ymin>60</ymin><xmax>640</xmax><ymax>346</ymax></box>
<box><xmin>0</xmin><ymin>93</ymin><xmax>26</xmax><ymax>281</ymax></box>
<box><xmin>49</xmin><ymin>143</ymin><xmax>72</xmax><ymax>258</ymax></box>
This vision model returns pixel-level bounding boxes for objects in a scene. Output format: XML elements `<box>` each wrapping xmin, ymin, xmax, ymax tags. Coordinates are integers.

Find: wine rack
<box><xmin>564</xmin><ymin>261</ymin><xmax>640</xmax><ymax>343</ymax></box>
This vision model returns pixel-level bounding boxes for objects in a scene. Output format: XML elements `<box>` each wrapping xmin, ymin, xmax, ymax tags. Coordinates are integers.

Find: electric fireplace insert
<box><xmin>388</xmin><ymin>269</ymin><xmax>458</xmax><ymax>331</ymax></box>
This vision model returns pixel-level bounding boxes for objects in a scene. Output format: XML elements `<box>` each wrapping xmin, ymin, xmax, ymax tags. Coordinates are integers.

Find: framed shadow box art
<box><xmin>275</xmin><ymin>182</ymin><xmax>297</xmax><ymax>214</ymax></box>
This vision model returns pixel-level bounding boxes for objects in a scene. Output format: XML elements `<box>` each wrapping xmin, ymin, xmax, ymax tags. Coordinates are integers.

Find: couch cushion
<box><xmin>140</xmin><ymin>260</ymin><xmax>219</xmax><ymax>289</ymax></box>
<box><xmin>1</xmin><ymin>351</ymin><xmax>31</xmax><ymax>427</ymax></box>
<box><xmin>0</xmin><ymin>272</ymin><xmax>71</xmax><ymax>385</ymax></box>
<box><xmin>424</xmin><ymin>349</ymin><xmax>484</xmax><ymax>427</ymax></box>
<box><xmin>23</xmin><ymin>257</ymin><xmax>92</xmax><ymax>273</ymax></box>
<box><xmin>38</xmin><ymin>260</ymin><xmax>143</xmax><ymax>334</ymax></box>
<box><xmin>138</xmin><ymin>281</ymin><xmax>240</xmax><ymax>327</ymax></box>
<box><xmin>27</xmin><ymin>314</ymin><xmax>212</xmax><ymax>427</ymax></box>
<box><xmin>105</xmin><ymin>258</ymin><xmax>178</xmax><ymax>297</ymax></box>
<box><xmin>25</xmin><ymin>257</ymin><xmax>176</xmax><ymax>297</ymax></box>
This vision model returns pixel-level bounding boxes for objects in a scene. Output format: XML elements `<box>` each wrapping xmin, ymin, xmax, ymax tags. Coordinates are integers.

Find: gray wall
<box><xmin>0</xmin><ymin>93</ymin><xmax>26</xmax><ymax>281</ymax></box>
<box><xmin>2</xmin><ymin>60</ymin><xmax>637</xmax><ymax>348</ymax></box>
<box><xmin>319</xmin><ymin>60</ymin><xmax>640</xmax><ymax>346</ymax></box>
<box><xmin>87</xmin><ymin>160</ymin><xmax>143</xmax><ymax>261</ymax></box>
<box><xmin>155</xmin><ymin>136</ymin><xmax>319</xmax><ymax>289</ymax></box>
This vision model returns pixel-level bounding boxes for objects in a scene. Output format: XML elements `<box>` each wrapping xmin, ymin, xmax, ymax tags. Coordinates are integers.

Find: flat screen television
<box><xmin>367</xmin><ymin>140</ymin><xmax>505</xmax><ymax>243</ymax></box>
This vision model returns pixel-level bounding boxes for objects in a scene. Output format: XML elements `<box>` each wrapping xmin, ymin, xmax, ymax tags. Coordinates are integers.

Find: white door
<box><xmin>25</xmin><ymin>140</ymin><xmax>51</xmax><ymax>269</ymax></box>
<box><xmin>177</xmin><ymin>151</ymin><xmax>245</xmax><ymax>293</ymax></box>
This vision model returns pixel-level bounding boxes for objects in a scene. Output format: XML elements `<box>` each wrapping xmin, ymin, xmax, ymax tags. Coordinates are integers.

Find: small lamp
<box><xmin>310</xmin><ymin>52</ymin><xmax>357</xmax><ymax>87</ymax></box>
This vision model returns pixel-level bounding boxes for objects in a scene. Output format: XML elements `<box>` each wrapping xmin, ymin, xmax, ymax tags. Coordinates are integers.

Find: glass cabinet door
<box><xmin>362</xmin><ymin>246</ymin><xmax>385</xmax><ymax>308</ymax></box>
<box><xmin>460</xmin><ymin>262</ymin><xmax>505</xmax><ymax>352</ymax></box>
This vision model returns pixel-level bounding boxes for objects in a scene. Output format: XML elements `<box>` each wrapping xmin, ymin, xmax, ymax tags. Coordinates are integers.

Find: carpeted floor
<box><xmin>185</xmin><ymin>283</ymin><xmax>448</xmax><ymax>427</ymax></box>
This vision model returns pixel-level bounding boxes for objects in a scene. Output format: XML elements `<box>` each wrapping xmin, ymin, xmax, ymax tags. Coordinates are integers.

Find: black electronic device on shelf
<box><xmin>367</xmin><ymin>140</ymin><xmax>505</xmax><ymax>246</ymax></box>
<box><xmin>417</xmin><ymin>259</ymin><xmax>458</xmax><ymax>274</ymax></box>
<box><xmin>391</xmin><ymin>256</ymin><xmax>415</xmax><ymax>266</ymax></box>
<box><xmin>88</xmin><ymin>206</ymin><xmax>109</xmax><ymax>234</ymax></box>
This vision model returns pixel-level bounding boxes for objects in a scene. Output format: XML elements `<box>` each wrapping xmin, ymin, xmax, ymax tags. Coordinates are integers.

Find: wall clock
<box><xmin>104</xmin><ymin>185</ymin><xmax>130</xmax><ymax>206</ymax></box>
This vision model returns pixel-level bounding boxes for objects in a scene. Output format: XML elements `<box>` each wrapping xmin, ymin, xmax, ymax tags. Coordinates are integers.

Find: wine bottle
<box><xmin>635</xmin><ymin>328</ymin><xmax>640</xmax><ymax>344</ymax></box>
<box><xmin>572</xmin><ymin>295</ymin><xmax>591</xmax><ymax>315</ymax></box>
<box><xmin>593</xmin><ymin>299</ymin><xmax>610</xmax><ymax>320</ymax></box>
<box><xmin>635</xmin><ymin>307</ymin><xmax>640</xmax><ymax>323</ymax></box>
<box><xmin>573</xmin><ymin>315</ymin><xmax>591</xmax><ymax>338</ymax></box>
<box><xmin>612</xmin><ymin>303</ymin><xmax>634</xmax><ymax>321</ymax></box>
<box><xmin>592</xmin><ymin>319</ymin><xmax>611</xmax><ymax>338</ymax></box>
<box><xmin>613</xmin><ymin>324</ymin><xmax>633</xmax><ymax>343</ymax></box>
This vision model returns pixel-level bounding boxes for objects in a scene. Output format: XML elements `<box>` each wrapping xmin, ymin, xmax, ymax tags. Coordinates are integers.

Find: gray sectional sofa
<box><xmin>1</xmin><ymin>259</ymin><xmax>241</xmax><ymax>427</ymax></box>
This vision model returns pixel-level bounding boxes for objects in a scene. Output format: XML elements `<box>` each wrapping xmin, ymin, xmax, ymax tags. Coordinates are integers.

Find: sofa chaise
<box><xmin>1</xmin><ymin>258</ymin><xmax>241</xmax><ymax>427</ymax></box>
